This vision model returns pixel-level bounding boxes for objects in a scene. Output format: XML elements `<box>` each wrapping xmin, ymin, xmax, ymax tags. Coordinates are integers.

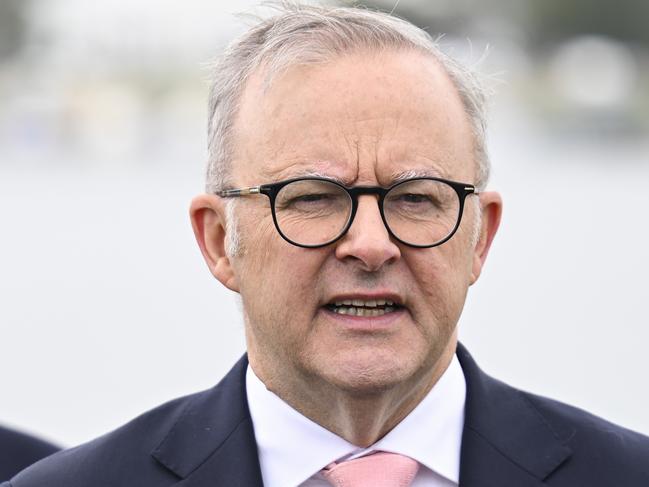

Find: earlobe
<box><xmin>470</xmin><ymin>192</ymin><xmax>503</xmax><ymax>285</ymax></box>
<box><xmin>189</xmin><ymin>195</ymin><xmax>240</xmax><ymax>293</ymax></box>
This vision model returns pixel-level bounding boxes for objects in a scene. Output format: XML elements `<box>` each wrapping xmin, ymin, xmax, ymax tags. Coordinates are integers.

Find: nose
<box><xmin>334</xmin><ymin>195</ymin><xmax>401</xmax><ymax>271</ymax></box>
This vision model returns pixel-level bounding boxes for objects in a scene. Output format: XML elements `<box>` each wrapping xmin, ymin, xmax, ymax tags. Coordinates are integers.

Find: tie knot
<box><xmin>322</xmin><ymin>451</ymin><xmax>419</xmax><ymax>487</ymax></box>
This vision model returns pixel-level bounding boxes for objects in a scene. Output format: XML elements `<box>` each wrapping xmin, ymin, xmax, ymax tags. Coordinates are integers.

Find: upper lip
<box><xmin>324</xmin><ymin>293</ymin><xmax>405</xmax><ymax>308</ymax></box>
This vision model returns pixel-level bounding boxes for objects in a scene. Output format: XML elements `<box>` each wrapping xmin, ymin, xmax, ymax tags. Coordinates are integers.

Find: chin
<box><xmin>318</xmin><ymin>350</ymin><xmax>419</xmax><ymax>396</ymax></box>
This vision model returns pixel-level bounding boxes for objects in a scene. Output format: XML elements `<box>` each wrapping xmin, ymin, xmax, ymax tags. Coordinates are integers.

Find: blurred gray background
<box><xmin>1</xmin><ymin>0</ymin><xmax>647</xmax><ymax>447</ymax></box>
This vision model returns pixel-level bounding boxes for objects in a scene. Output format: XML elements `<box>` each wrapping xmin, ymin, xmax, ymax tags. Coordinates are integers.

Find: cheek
<box><xmin>406</xmin><ymin>246</ymin><xmax>472</xmax><ymax>319</ymax></box>
<box><xmin>242</xmin><ymin>211</ymin><xmax>276</xmax><ymax>263</ymax></box>
<box><xmin>236</xmin><ymin>213</ymin><xmax>327</xmax><ymax>315</ymax></box>
<box><xmin>233</xmin><ymin>216</ymin><xmax>279</xmax><ymax>310</ymax></box>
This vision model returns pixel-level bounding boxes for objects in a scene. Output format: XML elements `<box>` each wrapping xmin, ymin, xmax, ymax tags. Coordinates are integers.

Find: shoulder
<box><xmin>456</xmin><ymin>343</ymin><xmax>649</xmax><ymax>485</ymax></box>
<box><xmin>492</xmin><ymin>378</ymin><xmax>649</xmax><ymax>484</ymax></box>
<box><xmin>3</xmin><ymin>355</ymin><xmax>252</xmax><ymax>487</ymax></box>
<box><xmin>523</xmin><ymin>390</ymin><xmax>649</xmax><ymax>467</ymax></box>
<box><xmin>4</xmin><ymin>390</ymin><xmax>204</xmax><ymax>487</ymax></box>
<box><xmin>0</xmin><ymin>426</ymin><xmax>59</xmax><ymax>480</ymax></box>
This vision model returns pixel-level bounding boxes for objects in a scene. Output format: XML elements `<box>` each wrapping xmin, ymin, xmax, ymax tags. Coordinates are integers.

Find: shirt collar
<box><xmin>246</xmin><ymin>355</ymin><xmax>466</xmax><ymax>487</ymax></box>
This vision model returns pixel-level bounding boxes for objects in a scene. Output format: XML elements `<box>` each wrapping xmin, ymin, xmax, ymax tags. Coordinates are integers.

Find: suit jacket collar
<box><xmin>456</xmin><ymin>343</ymin><xmax>573</xmax><ymax>486</ymax></box>
<box><xmin>149</xmin><ymin>345</ymin><xmax>573</xmax><ymax>487</ymax></box>
<box><xmin>151</xmin><ymin>355</ymin><xmax>264</xmax><ymax>487</ymax></box>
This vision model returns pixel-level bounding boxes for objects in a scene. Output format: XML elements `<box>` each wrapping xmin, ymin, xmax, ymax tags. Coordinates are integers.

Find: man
<box><xmin>0</xmin><ymin>425</ymin><xmax>59</xmax><ymax>481</ymax></box>
<box><xmin>5</xmin><ymin>4</ymin><xmax>649</xmax><ymax>487</ymax></box>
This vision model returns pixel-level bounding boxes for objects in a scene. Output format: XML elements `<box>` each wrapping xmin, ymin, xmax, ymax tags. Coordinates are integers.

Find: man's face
<box><xmin>195</xmin><ymin>50</ymin><xmax>500</xmax><ymax>397</ymax></box>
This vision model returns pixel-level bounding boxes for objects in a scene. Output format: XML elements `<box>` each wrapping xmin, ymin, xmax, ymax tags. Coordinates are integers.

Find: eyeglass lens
<box><xmin>273</xmin><ymin>179</ymin><xmax>462</xmax><ymax>247</ymax></box>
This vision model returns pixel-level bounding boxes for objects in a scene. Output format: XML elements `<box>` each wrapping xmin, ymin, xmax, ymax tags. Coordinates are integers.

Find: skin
<box><xmin>191</xmin><ymin>49</ymin><xmax>502</xmax><ymax>447</ymax></box>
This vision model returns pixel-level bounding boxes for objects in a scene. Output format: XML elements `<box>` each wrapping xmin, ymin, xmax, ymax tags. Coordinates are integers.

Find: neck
<box><xmin>248</xmin><ymin>340</ymin><xmax>457</xmax><ymax>447</ymax></box>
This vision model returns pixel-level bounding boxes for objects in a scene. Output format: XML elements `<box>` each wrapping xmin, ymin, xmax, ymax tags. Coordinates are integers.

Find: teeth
<box><xmin>330</xmin><ymin>306</ymin><xmax>396</xmax><ymax>316</ymax></box>
<box><xmin>332</xmin><ymin>299</ymin><xmax>396</xmax><ymax>308</ymax></box>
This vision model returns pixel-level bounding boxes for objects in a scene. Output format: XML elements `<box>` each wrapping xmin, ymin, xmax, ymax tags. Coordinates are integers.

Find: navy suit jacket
<box><xmin>0</xmin><ymin>426</ymin><xmax>59</xmax><ymax>481</ymax></box>
<box><xmin>4</xmin><ymin>344</ymin><xmax>649</xmax><ymax>486</ymax></box>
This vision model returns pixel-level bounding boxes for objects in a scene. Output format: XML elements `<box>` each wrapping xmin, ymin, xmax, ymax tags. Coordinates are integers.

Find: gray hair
<box><xmin>205</xmin><ymin>2</ymin><xmax>492</xmax><ymax>195</ymax></box>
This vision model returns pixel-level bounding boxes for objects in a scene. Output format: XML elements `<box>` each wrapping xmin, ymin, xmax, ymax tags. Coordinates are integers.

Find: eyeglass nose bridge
<box><xmin>339</xmin><ymin>185</ymin><xmax>394</xmax><ymax>243</ymax></box>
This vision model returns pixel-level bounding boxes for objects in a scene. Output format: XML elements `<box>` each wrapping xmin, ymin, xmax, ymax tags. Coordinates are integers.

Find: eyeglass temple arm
<box><xmin>217</xmin><ymin>186</ymin><xmax>262</xmax><ymax>197</ymax></box>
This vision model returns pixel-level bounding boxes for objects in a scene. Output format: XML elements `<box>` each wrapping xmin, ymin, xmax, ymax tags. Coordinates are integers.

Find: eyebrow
<box><xmin>388</xmin><ymin>168</ymin><xmax>447</xmax><ymax>184</ymax></box>
<box><xmin>263</xmin><ymin>166</ymin><xmax>448</xmax><ymax>187</ymax></box>
<box><xmin>265</xmin><ymin>167</ymin><xmax>354</xmax><ymax>186</ymax></box>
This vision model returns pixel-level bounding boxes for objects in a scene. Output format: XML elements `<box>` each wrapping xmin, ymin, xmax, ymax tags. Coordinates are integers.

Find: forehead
<box><xmin>232</xmin><ymin>49</ymin><xmax>476</xmax><ymax>186</ymax></box>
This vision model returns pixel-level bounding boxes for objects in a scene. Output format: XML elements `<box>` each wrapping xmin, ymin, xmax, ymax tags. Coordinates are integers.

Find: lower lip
<box><xmin>320</xmin><ymin>306</ymin><xmax>407</xmax><ymax>331</ymax></box>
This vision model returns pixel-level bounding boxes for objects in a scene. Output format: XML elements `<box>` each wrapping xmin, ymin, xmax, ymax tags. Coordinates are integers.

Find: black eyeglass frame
<box><xmin>217</xmin><ymin>176</ymin><xmax>478</xmax><ymax>249</ymax></box>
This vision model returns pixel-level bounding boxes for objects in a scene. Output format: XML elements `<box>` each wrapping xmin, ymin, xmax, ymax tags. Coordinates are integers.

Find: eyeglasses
<box><xmin>217</xmin><ymin>176</ymin><xmax>478</xmax><ymax>248</ymax></box>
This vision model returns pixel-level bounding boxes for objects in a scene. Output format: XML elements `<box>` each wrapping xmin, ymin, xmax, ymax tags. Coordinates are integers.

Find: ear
<box><xmin>189</xmin><ymin>194</ymin><xmax>240</xmax><ymax>293</ymax></box>
<box><xmin>470</xmin><ymin>191</ymin><xmax>502</xmax><ymax>285</ymax></box>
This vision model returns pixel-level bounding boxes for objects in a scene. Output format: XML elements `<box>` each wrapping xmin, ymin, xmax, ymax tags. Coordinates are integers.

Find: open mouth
<box><xmin>325</xmin><ymin>299</ymin><xmax>402</xmax><ymax>317</ymax></box>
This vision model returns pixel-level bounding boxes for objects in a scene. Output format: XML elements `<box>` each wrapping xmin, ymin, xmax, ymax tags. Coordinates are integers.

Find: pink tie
<box><xmin>322</xmin><ymin>451</ymin><xmax>420</xmax><ymax>487</ymax></box>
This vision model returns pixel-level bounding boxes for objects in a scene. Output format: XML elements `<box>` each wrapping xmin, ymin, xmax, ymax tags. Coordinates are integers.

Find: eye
<box><xmin>280</xmin><ymin>192</ymin><xmax>342</xmax><ymax>213</ymax></box>
<box><xmin>293</xmin><ymin>193</ymin><xmax>333</xmax><ymax>203</ymax></box>
<box><xmin>389</xmin><ymin>192</ymin><xmax>439</xmax><ymax>208</ymax></box>
<box><xmin>398</xmin><ymin>193</ymin><xmax>432</xmax><ymax>204</ymax></box>
<box><xmin>275</xmin><ymin>179</ymin><xmax>350</xmax><ymax>216</ymax></box>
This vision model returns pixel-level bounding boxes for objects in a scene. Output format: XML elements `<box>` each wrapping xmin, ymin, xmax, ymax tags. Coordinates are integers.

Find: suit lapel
<box><xmin>456</xmin><ymin>344</ymin><xmax>572</xmax><ymax>487</ymax></box>
<box><xmin>151</xmin><ymin>355</ymin><xmax>264</xmax><ymax>487</ymax></box>
<box><xmin>147</xmin><ymin>345</ymin><xmax>573</xmax><ymax>487</ymax></box>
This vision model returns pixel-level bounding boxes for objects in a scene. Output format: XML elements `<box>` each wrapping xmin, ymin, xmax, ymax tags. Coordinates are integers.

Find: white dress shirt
<box><xmin>246</xmin><ymin>356</ymin><xmax>466</xmax><ymax>487</ymax></box>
